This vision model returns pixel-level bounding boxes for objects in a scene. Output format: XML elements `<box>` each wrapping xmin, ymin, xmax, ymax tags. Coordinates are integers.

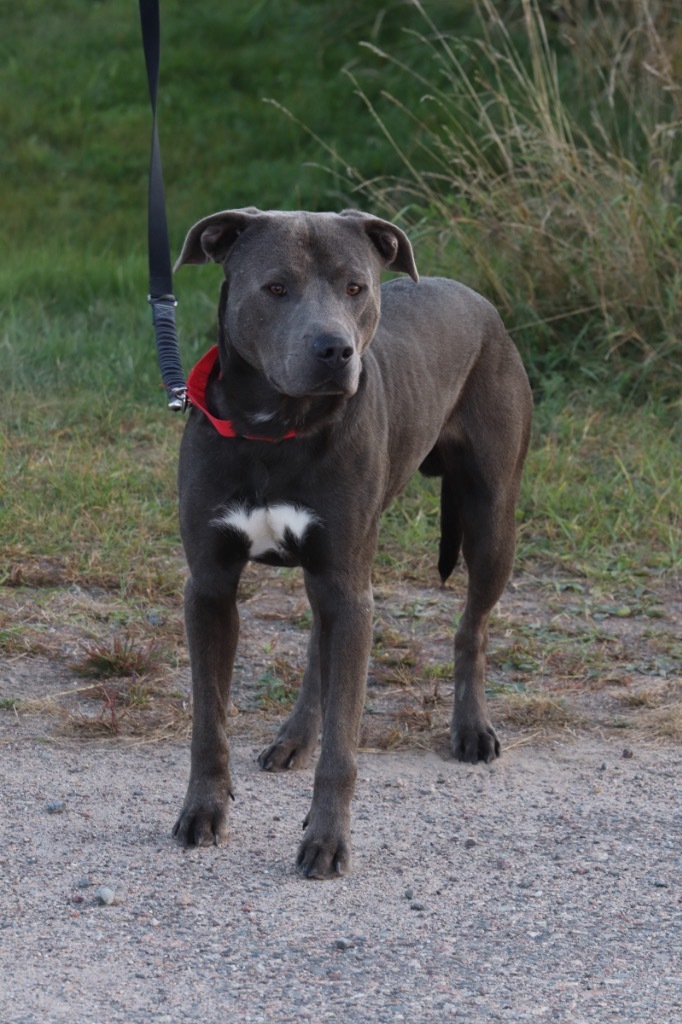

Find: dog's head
<box><xmin>175</xmin><ymin>208</ymin><xmax>418</xmax><ymax>399</ymax></box>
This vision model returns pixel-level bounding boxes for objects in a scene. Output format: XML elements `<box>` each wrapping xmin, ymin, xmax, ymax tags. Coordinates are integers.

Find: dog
<box><xmin>171</xmin><ymin>208</ymin><xmax>532</xmax><ymax>878</ymax></box>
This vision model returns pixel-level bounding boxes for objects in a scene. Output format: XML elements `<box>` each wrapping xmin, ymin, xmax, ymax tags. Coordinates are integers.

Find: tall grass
<box><xmin>318</xmin><ymin>0</ymin><xmax>682</xmax><ymax>399</ymax></box>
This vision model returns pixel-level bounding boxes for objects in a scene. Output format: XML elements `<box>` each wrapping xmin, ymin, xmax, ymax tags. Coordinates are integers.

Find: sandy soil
<box><xmin>1</xmin><ymin>569</ymin><xmax>680</xmax><ymax>1022</ymax></box>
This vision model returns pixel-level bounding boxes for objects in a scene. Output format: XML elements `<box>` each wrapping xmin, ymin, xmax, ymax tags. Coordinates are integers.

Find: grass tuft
<box><xmin>70</xmin><ymin>635</ymin><xmax>165</xmax><ymax>681</ymax></box>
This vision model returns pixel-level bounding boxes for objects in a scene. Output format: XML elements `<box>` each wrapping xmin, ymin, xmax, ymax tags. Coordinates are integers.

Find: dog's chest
<box><xmin>213</xmin><ymin>503</ymin><xmax>318</xmax><ymax>564</ymax></box>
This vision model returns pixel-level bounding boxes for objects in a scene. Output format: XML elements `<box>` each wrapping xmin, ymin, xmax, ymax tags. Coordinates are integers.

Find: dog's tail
<box><xmin>437</xmin><ymin>476</ymin><xmax>462</xmax><ymax>585</ymax></box>
<box><xmin>419</xmin><ymin>449</ymin><xmax>461</xmax><ymax>585</ymax></box>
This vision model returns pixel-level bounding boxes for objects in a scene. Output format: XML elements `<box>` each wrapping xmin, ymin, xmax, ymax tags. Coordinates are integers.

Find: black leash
<box><xmin>139</xmin><ymin>0</ymin><xmax>188</xmax><ymax>411</ymax></box>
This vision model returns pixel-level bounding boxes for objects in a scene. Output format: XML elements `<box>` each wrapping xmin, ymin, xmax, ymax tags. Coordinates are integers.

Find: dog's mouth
<box><xmin>266</xmin><ymin>368</ymin><xmax>359</xmax><ymax>400</ymax></box>
<box><xmin>308</xmin><ymin>380</ymin><xmax>353</xmax><ymax>396</ymax></box>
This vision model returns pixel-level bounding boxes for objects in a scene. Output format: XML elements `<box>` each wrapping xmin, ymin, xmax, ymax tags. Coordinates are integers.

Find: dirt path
<box><xmin>1</xmin><ymin>569</ymin><xmax>680</xmax><ymax>1022</ymax></box>
<box><xmin>0</xmin><ymin>726</ymin><xmax>679</xmax><ymax>1023</ymax></box>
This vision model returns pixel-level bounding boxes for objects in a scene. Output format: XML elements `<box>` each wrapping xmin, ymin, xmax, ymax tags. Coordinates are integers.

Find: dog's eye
<box><xmin>268</xmin><ymin>284</ymin><xmax>287</xmax><ymax>297</ymax></box>
<box><xmin>347</xmin><ymin>283</ymin><xmax>362</xmax><ymax>297</ymax></box>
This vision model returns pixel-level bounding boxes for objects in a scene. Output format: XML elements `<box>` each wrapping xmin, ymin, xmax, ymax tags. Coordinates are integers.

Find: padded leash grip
<box><xmin>148</xmin><ymin>296</ymin><xmax>187</xmax><ymax>410</ymax></box>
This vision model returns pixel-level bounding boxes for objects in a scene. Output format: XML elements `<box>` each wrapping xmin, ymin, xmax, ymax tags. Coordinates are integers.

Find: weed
<box><xmin>256</xmin><ymin>662</ymin><xmax>299</xmax><ymax>710</ymax></box>
<box><xmin>70</xmin><ymin>635</ymin><xmax>164</xmax><ymax>680</ymax></box>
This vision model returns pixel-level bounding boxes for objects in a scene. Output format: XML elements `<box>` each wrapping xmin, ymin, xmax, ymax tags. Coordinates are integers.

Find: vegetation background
<box><xmin>0</xmin><ymin>1</ymin><xmax>680</xmax><ymax>735</ymax></box>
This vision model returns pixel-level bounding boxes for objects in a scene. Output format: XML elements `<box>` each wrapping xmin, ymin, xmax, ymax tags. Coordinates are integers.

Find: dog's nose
<box><xmin>312</xmin><ymin>334</ymin><xmax>354</xmax><ymax>369</ymax></box>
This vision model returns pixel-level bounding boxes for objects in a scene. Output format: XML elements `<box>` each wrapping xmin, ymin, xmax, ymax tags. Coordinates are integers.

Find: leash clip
<box><xmin>167</xmin><ymin>385</ymin><xmax>189</xmax><ymax>413</ymax></box>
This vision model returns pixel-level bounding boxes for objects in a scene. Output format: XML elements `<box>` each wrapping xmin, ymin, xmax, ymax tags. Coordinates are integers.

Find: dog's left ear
<box><xmin>340</xmin><ymin>210</ymin><xmax>419</xmax><ymax>282</ymax></box>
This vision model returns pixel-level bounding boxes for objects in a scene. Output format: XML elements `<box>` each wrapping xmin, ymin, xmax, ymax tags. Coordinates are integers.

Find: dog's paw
<box><xmin>295</xmin><ymin>815</ymin><xmax>351</xmax><ymax>879</ymax></box>
<box><xmin>258</xmin><ymin>737</ymin><xmax>316</xmax><ymax>773</ymax></box>
<box><xmin>172</xmin><ymin>780</ymin><xmax>233</xmax><ymax>848</ymax></box>
<box><xmin>172</xmin><ymin>803</ymin><xmax>229</xmax><ymax>848</ymax></box>
<box><xmin>258</xmin><ymin>717</ymin><xmax>319</xmax><ymax>772</ymax></box>
<box><xmin>451</xmin><ymin>720</ymin><xmax>500</xmax><ymax>764</ymax></box>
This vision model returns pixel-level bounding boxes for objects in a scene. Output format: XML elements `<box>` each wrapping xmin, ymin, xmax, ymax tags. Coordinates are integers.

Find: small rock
<box><xmin>46</xmin><ymin>801</ymin><xmax>66</xmax><ymax>814</ymax></box>
<box><xmin>334</xmin><ymin>937</ymin><xmax>354</xmax><ymax>950</ymax></box>
<box><xmin>76</xmin><ymin>877</ymin><xmax>91</xmax><ymax>889</ymax></box>
<box><xmin>410</xmin><ymin>901</ymin><xmax>427</xmax><ymax>912</ymax></box>
<box><xmin>403</xmin><ymin>887</ymin><xmax>414</xmax><ymax>900</ymax></box>
<box><xmin>653</xmin><ymin>880</ymin><xmax>669</xmax><ymax>888</ymax></box>
<box><xmin>95</xmin><ymin>886</ymin><xmax>115</xmax><ymax>906</ymax></box>
<box><xmin>495</xmin><ymin>858</ymin><xmax>510</xmax><ymax>870</ymax></box>
<box><xmin>464</xmin><ymin>838</ymin><xmax>478</xmax><ymax>849</ymax></box>
<box><xmin>622</xmin><ymin>748</ymin><xmax>634</xmax><ymax>759</ymax></box>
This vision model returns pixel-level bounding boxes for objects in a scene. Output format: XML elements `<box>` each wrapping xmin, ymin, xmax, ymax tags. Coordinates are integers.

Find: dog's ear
<box><xmin>174</xmin><ymin>207</ymin><xmax>262</xmax><ymax>270</ymax></box>
<box><xmin>340</xmin><ymin>210</ymin><xmax>419</xmax><ymax>282</ymax></box>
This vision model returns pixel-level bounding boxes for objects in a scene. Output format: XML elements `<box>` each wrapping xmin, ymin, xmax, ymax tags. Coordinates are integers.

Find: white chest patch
<box><xmin>213</xmin><ymin>503</ymin><xmax>318</xmax><ymax>558</ymax></box>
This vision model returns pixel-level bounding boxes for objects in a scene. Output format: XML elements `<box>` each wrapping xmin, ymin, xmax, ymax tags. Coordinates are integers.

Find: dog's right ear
<box><xmin>174</xmin><ymin>208</ymin><xmax>262</xmax><ymax>270</ymax></box>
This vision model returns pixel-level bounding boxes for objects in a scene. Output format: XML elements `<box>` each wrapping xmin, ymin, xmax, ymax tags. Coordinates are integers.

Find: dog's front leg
<box><xmin>173</xmin><ymin>573</ymin><xmax>240</xmax><ymax>847</ymax></box>
<box><xmin>295</xmin><ymin>572</ymin><xmax>374</xmax><ymax>879</ymax></box>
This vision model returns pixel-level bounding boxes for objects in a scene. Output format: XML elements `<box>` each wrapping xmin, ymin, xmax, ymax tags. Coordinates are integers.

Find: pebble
<box><xmin>410</xmin><ymin>902</ymin><xmax>427</xmax><ymax>912</ymax></box>
<box><xmin>76</xmin><ymin>877</ymin><xmax>91</xmax><ymax>889</ymax></box>
<box><xmin>45</xmin><ymin>801</ymin><xmax>66</xmax><ymax>814</ymax></box>
<box><xmin>622</xmin><ymin>748</ymin><xmax>634</xmax><ymax>759</ymax></box>
<box><xmin>334</xmin><ymin>937</ymin><xmax>354</xmax><ymax>950</ymax></box>
<box><xmin>464</xmin><ymin>838</ymin><xmax>478</xmax><ymax>849</ymax></box>
<box><xmin>403</xmin><ymin>887</ymin><xmax>414</xmax><ymax>900</ymax></box>
<box><xmin>94</xmin><ymin>886</ymin><xmax>116</xmax><ymax>906</ymax></box>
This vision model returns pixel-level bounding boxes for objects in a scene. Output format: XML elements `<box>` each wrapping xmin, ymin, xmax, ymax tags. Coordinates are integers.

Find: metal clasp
<box><xmin>168</xmin><ymin>386</ymin><xmax>188</xmax><ymax>413</ymax></box>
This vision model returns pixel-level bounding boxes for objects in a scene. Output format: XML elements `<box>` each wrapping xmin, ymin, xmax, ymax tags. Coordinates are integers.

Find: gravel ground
<box><xmin>1</xmin><ymin>724</ymin><xmax>680</xmax><ymax>1023</ymax></box>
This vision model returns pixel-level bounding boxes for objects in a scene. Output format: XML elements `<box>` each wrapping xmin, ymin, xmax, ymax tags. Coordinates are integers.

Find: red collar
<box><xmin>186</xmin><ymin>346</ymin><xmax>297</xmax><ymax>441</ymax></box>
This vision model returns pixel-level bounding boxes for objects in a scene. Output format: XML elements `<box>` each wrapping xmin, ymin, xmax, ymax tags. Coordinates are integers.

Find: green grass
<box><xmin>377</xmin><ymin>399</ymin><xmax>681</xmax><ymax>584</ymax></box>
<box><xmin>0</xmin><ymin>0</ymin><xmax>475</xmax><ymax>292</ymax></box>
<box><xmin>1</xmin><ymin>401</ymin><xmax>183</xmax><ymax>595</ymax></box>
<box><xmin>1</xmin><ymin>0</ymin><xmax>680</xmax><ymax>605</ymax></box>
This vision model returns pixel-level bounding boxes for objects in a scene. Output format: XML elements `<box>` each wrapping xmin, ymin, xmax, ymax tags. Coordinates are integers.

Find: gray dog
<box><xmin>171</xmin><ymin>208</ymin><xmax>532</xmax><ymax>878</ymax></box>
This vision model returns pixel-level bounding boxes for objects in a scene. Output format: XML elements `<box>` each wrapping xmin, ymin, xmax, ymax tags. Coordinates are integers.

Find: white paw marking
<box><xmin>213</xmin><ymin>503</ymin><xmax>318</xmax><ymax>557</ymax></box>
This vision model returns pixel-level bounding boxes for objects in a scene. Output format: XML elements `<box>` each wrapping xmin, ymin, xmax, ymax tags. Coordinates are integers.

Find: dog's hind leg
<box><xmin>452</xmin><ymin>513</ymin><xmax>514</xmax><ymax>762</ymax></box>
<box><xmin>448</xmin><ymin>465</ymin><xmax>523</xmax><ymax>763</ymax></box>
<box><xmin>258</xmin><ymin>580</ymin><xmax>323</xmax><ymax>771</ymax></box>
<box><xmin>173</xmin><ymin>570</ymin><xmax>242</xmax><ymax>846</ymax></box>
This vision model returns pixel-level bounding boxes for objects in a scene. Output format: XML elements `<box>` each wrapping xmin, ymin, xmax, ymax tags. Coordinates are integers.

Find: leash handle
<box><xmin>139</xmin><ymin>0</ymin><xmax>188</xmax><ymax>410</ymax></box>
